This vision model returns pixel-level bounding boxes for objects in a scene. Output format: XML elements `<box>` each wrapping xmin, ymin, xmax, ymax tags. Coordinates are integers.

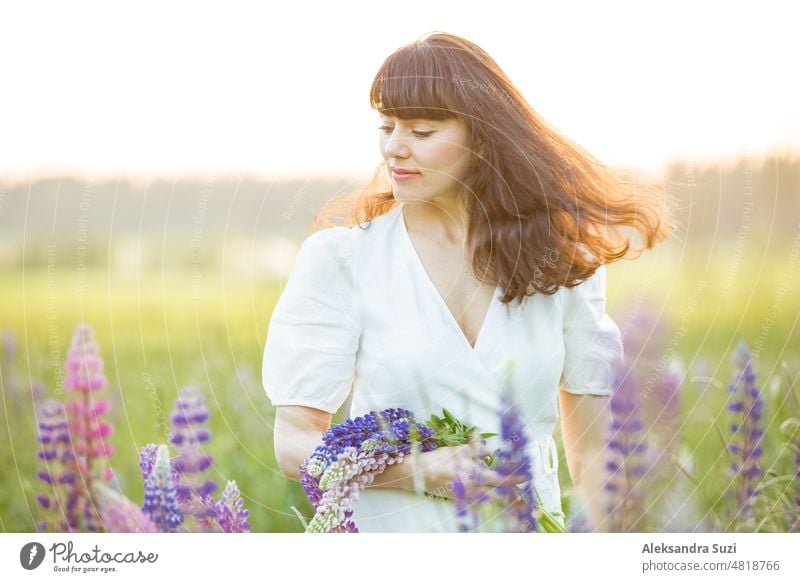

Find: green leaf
<box><xmin>442</xmin><ymin>408</ymin><xmax>458</xmax><ymax>425</ymax></box>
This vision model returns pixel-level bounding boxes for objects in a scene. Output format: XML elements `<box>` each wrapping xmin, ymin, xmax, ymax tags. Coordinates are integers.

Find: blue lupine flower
<box><xmin>726</xmin><ymin>341</ymin><xmax>764</xmax><ymax>530</ymax></box>
<box><xmin>35</xmin><ymin>398</ymin><xmax>77</xmax><ymax>531</ymax></box>
<box><xmin>142</xmin><ymin>445</ymin><xmax>184</xmax><ymax>532</ymax></box>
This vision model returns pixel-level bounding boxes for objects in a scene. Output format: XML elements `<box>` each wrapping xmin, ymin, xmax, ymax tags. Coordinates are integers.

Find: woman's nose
<box><xmin>382</xmin><ymin>132</ymin><xmax>411</xmax><ymax>159</ymax></box>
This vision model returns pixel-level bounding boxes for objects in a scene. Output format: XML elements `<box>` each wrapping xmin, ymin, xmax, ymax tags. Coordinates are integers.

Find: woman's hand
<box><xmin>412</xmin><ymin>443</ymin><xmax>530</xmax><ymax>501</ymax></box>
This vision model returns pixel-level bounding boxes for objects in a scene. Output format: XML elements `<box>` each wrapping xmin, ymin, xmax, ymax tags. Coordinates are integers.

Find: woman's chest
<box><xmin>409</xmin><ymin>237</ymin><xmax>497</xmax><ymax>350</ymax></box>
<box><xmin>355</xmin><ymin>241</ymin><xmax>565</xmax><ymax>379</ymax></box>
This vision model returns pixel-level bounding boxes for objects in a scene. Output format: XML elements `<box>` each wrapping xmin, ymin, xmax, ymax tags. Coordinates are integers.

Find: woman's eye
<box><xmin>378</xmin><ymin>126</ymin><xmax>434</xmax><ymax>138</ymax></box>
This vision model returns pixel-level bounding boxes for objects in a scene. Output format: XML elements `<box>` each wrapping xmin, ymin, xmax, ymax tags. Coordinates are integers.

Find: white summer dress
<box><xmin>262</xmin><ymin>202</ymin><xmax>624</xmax><ymax>532</ymax></box>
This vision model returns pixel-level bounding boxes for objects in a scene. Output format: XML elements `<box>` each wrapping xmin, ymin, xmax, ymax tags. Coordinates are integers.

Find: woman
<box><xmin>262</xmin><ymin>31</ymin><xmax>675</xmax><ymax>532</ymax></box>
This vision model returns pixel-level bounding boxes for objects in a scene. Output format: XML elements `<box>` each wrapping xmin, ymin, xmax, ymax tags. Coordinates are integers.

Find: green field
<box><xmin>1</xmin><ymin>246</ymin><xmax>799</xmax><ymax>532</ymax></box>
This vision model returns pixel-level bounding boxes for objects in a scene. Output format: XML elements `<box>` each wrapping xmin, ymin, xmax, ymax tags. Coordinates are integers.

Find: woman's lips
<box><xmin>391</xmin><ymin>169</ymin><xmax>420</xmax><ymax>181</ymax></box>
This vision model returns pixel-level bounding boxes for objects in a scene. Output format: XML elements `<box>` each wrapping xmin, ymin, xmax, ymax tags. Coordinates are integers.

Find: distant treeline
<box><xmin>0</xmin><ymin>152</ymin><xmax>798</xmax><ymax>270</ymax></box>
<box><xmin>661</xmin><ymin>152</ymin><xmax>799</xmax><ymax>245</ymax></box>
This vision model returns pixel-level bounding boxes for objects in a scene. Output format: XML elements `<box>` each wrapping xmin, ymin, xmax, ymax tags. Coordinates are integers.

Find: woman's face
<box><xmin>378</xmin><ymin>113</ymin><xmax>477</xmax><ymax>206</ymax></box>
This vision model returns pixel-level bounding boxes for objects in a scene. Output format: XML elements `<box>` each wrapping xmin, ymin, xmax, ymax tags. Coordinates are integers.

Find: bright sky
<box><xmin>1</xmin><ymin>0</ymin><xmax>797</xmax><ymax>181</ymax></box>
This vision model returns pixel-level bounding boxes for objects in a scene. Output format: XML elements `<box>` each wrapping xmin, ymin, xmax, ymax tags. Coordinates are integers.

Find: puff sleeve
<box><xmin>261</xmin><ymin>227</ymin><xmax>360</xmax><ymax>414</ymax></box>
<box><xmin>559</xmin><ymin>264</ymin><xmax>624</xmax><ymax>397</ymax></box>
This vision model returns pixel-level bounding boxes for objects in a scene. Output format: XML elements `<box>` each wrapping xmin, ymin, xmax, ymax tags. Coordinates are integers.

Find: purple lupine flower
<box><xmin>169</xmin><ymin>386</ymin><xmax>217</xmax><ymax>501</ymax></box>
<box><xmin>214</xmin><ymin>480</ymin><xmax>250</xmax><ymax>533</ymax></box>
<box><xmin>640</xmin><ymin>360</ymin><xmax>685</xmax><ymax>495</ymax></box>
<box><xmin>61</xmin><ymin>323</ymin><xmax>115</xmax><ymax>531</ymax></box>
<box><xmin>492</xmin><ymin>391</ymin><xmax>537</xmax><ymax>533</ymax></box>
<box><xmin>300</xmin><ymin>409</ymin><xmax>438</xmax><ymax>532</ymax></box>
<box><xmin>300</xmin><ymin>409</ymin><xmax>437</xmax><ymax>510</ymax></box>
<box><xmin>139</xmin><ymin>443</ymin><xmax>160</xmax><ymax>480</ymax></box>
<box><xmin>452</xmin><ymin>473</ymin><xmax>472</xmax><ymax>531</ymax></box>
<box><xmin>604</xmin><ymin>357</ymin><xmax>648</xmax><ymax>532</ymax></box>
<box><xmin>725</xmin><ymin>341</ymin><xmax>764</xmax><ymax>530</ymax></box>
<box><xmin>35</xmin><ymin>398</ymin><xmax>77</xmax><ymax>532</ymax></box>
<box><xmin>450</xmin><ymin>445</ymin><xmax>490</xmax><ymax>533</ymax></box>
<box><xmin>652</xmin><ymin>361</ymin><xmax>683</xmax><ymax>448</ymax></box>
<box><xmin>448</xmin><ymin>389</ymin><xmax>538</xmax><ymax>533</ymax></box>
<box><xmin>93</xmin><ymin>482</ymin><xmax>158</xmax><ymax>533</ymax></box>
<box><xmin>179</xmin><ymin>494</ymin><xmax>223</xmax><ymax>532</ymax></box>
<box><xmin>142</xmin><ymin>445</ymin><xmax>184</xmax><ymax>532</ymax></box>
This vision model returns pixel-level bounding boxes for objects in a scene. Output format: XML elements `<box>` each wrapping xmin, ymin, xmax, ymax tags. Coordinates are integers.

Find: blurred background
<box><xmin>1</xmin><ymin>0</ymin><xmax>798</xmax><ymax>533</ymax></box>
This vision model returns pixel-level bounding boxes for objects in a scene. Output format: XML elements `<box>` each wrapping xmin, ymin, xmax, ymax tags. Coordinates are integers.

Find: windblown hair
<box><xmin>314</xmin><ymin>31</ymin><xmax>678</xmax><ymax>305</ymax></box>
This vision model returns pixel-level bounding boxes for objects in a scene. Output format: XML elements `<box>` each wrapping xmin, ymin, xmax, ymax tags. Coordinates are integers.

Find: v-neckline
<box><xmin>396</xmin><ymin>204</ymin><xmax>500</xmax><ymax>352</ymax></box>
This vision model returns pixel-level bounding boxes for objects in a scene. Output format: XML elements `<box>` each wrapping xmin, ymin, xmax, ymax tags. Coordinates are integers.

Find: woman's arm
<box><xmin>273</xmin><ymin>405</ymin><xmax>331</xmax><ymax>480</ymax></box>
<box><xmin>274</xmin><ymin>405</ymin><xmax>496</xmax><ymax>498</ymax></box>
<box><xmin>558</xmin><ymin>390</ymin><xmax>624</xmax><ymax>532</ymax></box>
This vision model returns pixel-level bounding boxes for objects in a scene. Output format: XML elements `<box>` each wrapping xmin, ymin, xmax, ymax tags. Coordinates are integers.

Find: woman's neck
<box><xmin>401</xmin><ymin>195</ymin><xmax>471</xmax><ymax>246</ymax></box>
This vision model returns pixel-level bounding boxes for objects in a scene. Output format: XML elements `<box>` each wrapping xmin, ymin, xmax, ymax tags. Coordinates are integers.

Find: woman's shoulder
<box><xmin>305</xmin><ymin>206</ymin><xmax>400</xmax><ymax>253</ymax></box>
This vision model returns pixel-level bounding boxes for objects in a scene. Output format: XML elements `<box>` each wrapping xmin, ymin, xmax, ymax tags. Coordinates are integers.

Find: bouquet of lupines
<box><xmin>300</xmin><ymin>408</ymin><xmax>444</xmax><ymax>532</ymax></box>
<box><xmin>298</xmin><ymin>404</ymin><xmax>567</xmax><ymax>533</ymax></box>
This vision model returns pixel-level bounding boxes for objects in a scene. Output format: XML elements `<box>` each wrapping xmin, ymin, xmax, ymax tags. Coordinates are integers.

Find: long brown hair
<box><xmin>314</xmin><ymin>31</ymin><xmax>678</xmax><ymax>305</ymax></box>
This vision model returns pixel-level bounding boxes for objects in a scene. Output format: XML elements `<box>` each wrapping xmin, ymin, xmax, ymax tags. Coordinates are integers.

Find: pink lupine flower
<box><xmin>60</xmin><ymin>323</ymin><xmax>115</xmax><ymax>531</ymax></box>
